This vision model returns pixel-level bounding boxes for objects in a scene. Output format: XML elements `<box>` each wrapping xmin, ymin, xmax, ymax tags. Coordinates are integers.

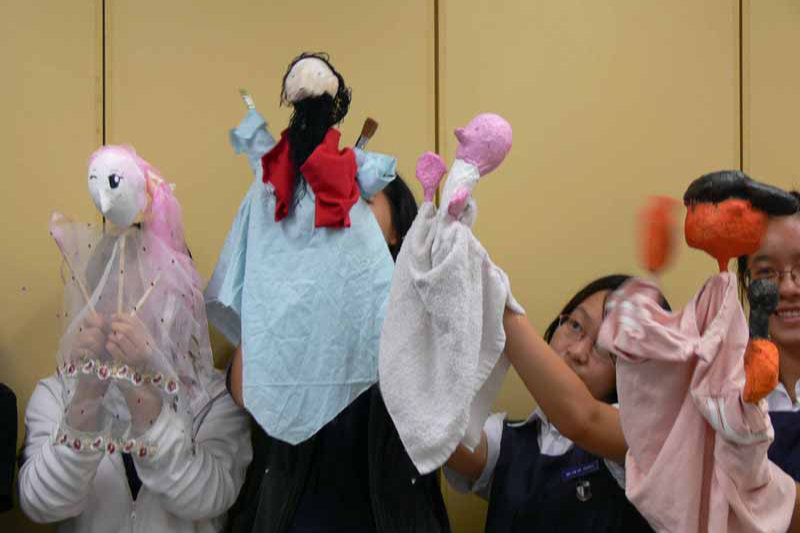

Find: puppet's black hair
<box><xmin>281</xmin><ymin>52</ymin><xmax>352</xmax><ymax>180</ymax></box>
<box><xmin>684</xmin><ymin>170</ymin><xmax>799</xmax><ymax>216</ymax></box>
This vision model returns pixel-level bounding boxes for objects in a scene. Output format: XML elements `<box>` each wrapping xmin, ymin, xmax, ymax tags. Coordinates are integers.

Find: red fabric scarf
<box><xmin>261</xmin><ymin>128</ymin><xmax>359</xmax><ymax>228</ymax></box>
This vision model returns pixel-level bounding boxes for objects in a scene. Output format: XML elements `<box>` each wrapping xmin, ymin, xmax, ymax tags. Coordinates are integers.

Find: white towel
<box><xmin>379</xmin><ymin>183</ymin><xmax>523</xmax><ymax>474</ymax></box>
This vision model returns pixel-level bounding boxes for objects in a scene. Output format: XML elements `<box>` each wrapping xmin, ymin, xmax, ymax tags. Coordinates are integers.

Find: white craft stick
<box><xmin>239</xmin><ymin>88</ymin><xmax>255</xmax><ymax>110</ymax></box>
<box><xmin>55</xmin><ymin>242</ymin><xmax>97</xmax><ymax>316</ymax></box>
<box><xmin>130</xmin><ymin>272</ymin><xmax>162</xmax><ymax>317</ymax></box>
<box><xmin>117</xmin><ymin>234</ymin><xmax>126</xmax><ymax>315</ymax></box>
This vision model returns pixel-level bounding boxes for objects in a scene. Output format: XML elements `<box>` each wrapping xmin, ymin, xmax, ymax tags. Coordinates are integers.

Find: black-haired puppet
<box><xmin>378</xmin><ymin>114</ymin><xmax>525</xmax><ymax>475</ymax></box>
<box><xmin>205</xmin><ymin>53</ymin><xmax>398</xmax><ymax>444</ymax></box>
<box><xmin>598</xmin><ymin>171</ymin><xmax>799</xmax><ymax>532</ymax></box>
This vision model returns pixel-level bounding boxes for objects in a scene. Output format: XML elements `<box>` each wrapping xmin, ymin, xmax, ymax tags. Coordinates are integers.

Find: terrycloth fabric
<box><xmin>205</xmin><ymin>109</ymin><xmax>396</xmax><ymax>445</ymax></box>
<box><xmin>598</xmin><ymin>273</ymin><xmax>796</xmax><ymax>533</ymax></box>
<box><xmin>379</xmin><ymin>170</ymin><xmax>523</xmax><ymax>474</ymax></box>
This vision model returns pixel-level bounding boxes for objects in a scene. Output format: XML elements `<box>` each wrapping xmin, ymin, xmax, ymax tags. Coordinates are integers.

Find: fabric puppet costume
<box><xmin>379</xmin><ymin>114</ymin><xmax>524</xmax><ymax>475</ymax></box>
<box><xmin>598</xmin><ymin>171</ymin><xmax>799</xmax><ymax>532</ymax></box>
<box><xmin>18</xmin><ymin>145</ymin><xmax>251</xmax><ymax>532</ymax></box>
<box><xmin>205</xmin><ymin>53</ymin><xmax>398</xmax><ymax>444</ymax></box>
<box><xmin>50</xmin><ymin>144</ymin><xmax>224</xmax><ymax>455</ymax></box>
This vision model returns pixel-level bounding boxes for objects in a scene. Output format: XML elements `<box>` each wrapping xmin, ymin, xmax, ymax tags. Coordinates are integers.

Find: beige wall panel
<box><xmin>439</xmin><ymin>1</ymin><xmax>740</xmax><ymax>530</ymax></box>
<box><xmin>744</xmin><ymin>0</ymin><xmax>800</xmax><ymax>189</ymax></box>
<box><xmin>105</xmin><ymin>0</ymin><xmax>436</xmax><ymax>361</ymax></box>
<box><xmin>0</xmin><ymin>1</ymin><xmax>102</xmax><ymax>530</ymax></box>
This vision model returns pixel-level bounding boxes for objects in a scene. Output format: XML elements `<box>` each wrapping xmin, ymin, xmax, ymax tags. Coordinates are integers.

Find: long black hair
<box><xmin>382</xmin><ymin>174</ymin><xmax>418</xmax><ymax>260</ymax></box>
<box><xmin>736</xmin><ymin>189</ymin><xmax>800</xmax><ymax>302</ymax></box>
<box><xmin>280</xmin><ymin>52</ymin><xmax>352</xmax><ymax>177</ymax></box>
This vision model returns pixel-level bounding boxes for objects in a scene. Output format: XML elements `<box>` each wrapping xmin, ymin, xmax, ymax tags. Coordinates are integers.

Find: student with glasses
<box><xmin>738</xmin><ymin>190</ymin><xmax>800</xmax><ymax>483</ymax></box>
<box><xmin>445</xmin><ymin>275</ymin><xmax>653</xmax><ymax>532</ymax></box>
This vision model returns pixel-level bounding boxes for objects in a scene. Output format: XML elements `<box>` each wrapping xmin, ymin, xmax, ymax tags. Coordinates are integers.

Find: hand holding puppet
<box><xmin>599</xmin><ymin>171</ymin><xmax>798</xmax><ymax>532</ymax></box>
<box><xmin>205</xmin><ymin>53</ymin><xmax>397</xmax><ymax>444</ymax></box>
<box><xmin>52</xmin><ymin>145</ymin><xmax>222</xmax><ymax>457</ymax></box>
<box><xmin>378</xmin><ymin>113</ymin><xmax>524</xmax><ymax>474</ymax></box>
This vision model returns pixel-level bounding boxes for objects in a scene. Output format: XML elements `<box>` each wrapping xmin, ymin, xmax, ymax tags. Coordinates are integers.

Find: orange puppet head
<box><xmin>683</xmin><ymin>170</ymin><xmax>798</xmax><ymax>272</ymax></box>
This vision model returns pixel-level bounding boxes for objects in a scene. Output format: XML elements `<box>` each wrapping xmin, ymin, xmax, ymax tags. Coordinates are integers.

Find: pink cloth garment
<box><xmin>598</xmin><ymin>273</ymin><xmax>796</xmax><ymax>533</ymax></box>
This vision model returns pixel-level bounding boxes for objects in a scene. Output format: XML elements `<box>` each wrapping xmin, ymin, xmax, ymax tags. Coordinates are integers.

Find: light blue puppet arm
<box><xmin>204</xmin><ymin>180</ymin><xmax>259</xmax><ymax>346</ymax></box>
<box><xmin>229</xmin><ymin>109</ymin><xmax>277</xmax><ymax>180</ymax></box>
<box><xmin>205</xmin><ymin>109</ymin><xmax>274</xmax><ymax>345</ymax></box>
<box><xmin>354</xmin><ymin>147</ymin><xmax>397</xmax><ymax>199</ymax></box>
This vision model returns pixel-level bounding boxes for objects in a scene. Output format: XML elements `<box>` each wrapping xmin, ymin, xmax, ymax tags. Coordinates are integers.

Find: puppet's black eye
<box><xmin>89</xmin><ymin>174</ymin><xmax>97</xmax><ymax>180</ymax></box>
<box><xmin>108</xmin><ymin>173</ymin><xmax>122</xmax><ymax>189</ymax></box>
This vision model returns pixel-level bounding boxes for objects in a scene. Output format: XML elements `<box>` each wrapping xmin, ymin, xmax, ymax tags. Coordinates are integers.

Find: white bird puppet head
<box><xmin>88</xmin><ymin>145</ymin><xmax>150</xmax><ymax>228</ymax></box>
<box><xmin>86</xmin><ymin>145</ymin><xmax>187</xmax><ymax>255</ymax></box>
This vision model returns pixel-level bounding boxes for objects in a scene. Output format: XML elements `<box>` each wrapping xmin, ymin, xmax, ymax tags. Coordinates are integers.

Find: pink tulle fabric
<box><xmin>49</xmin><ymin>146</ymin><xmax>221</xmax><ymax>456</ymax></box>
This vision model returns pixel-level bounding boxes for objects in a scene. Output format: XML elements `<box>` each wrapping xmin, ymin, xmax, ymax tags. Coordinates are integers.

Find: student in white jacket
<box><xmin>18</xmin><ymin>144</ymin><xmax>251</xmax><ymax>532</ymax></box>
<box><xmin>19</xmin><ymin>372</ymin><xmax>250</xmax><ymax>532</ymax></box>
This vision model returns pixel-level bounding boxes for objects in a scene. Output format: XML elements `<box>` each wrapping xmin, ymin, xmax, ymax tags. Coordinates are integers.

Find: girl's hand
<box><xmin>72</xmin><ymin>313</ymin><xmax>108</xmax><ymax>360</ymax></box>
<box><xmin>107</xmin><ymin>314</ymin><xmax>153</xmax><ymax>367</ymax></box>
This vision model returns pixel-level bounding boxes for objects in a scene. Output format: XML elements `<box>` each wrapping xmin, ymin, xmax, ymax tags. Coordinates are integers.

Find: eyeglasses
<box><xmin>748</xmin><ymin>265</ymin><xmax>800</xmax><ymax>285</ymax></box>
<box><xmin>555</xmin><ymin>314</ymin><xmax>613</xmax><ymax>364</ymax></box>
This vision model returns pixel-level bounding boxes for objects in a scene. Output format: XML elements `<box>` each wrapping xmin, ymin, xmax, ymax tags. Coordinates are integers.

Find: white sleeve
<box><xmin>133</xmin><ymin>391</ymin><xmax>252</xmax><ymax>521</ymax></box>
<box><xmin>444</xmin><ymin>412</ymin><xmax>506</xmax><ymax>500</ymax></box>
<box><xmin>603</xmin><ymin>458</ymin><xmax>626</xmax><ymax>490</ymax></box>
<box><xmin>18</xmin><ymin>379</ymin><xmax>105</xmax><ymax>524</ymax></box>
<box><xmin>604</xmin><ymin>403</ymin><xmax>625</xmax><ymax>489</ymax></box>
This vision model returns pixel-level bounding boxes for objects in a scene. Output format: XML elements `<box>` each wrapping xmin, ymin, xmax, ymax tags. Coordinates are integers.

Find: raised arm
<box><xmin>228</xmin><ymin>345</ymin><xmax>244</xmax><ymax>408</ymax></box>
<box><xmin>502</xmin><ymin>309</ymin><xmax>627</xmax><ymax>464</ymax></box>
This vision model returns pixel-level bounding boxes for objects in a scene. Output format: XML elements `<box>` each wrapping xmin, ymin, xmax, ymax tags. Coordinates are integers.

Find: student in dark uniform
<box><xmin>446</xmin><ymin>275</ymin><xmax>653</xmax><ymax>532</ymax></box>
<box><xmin>226</xmin><ymin>176</ymin><xmax>451</xmax><ymax>533</ymax></box>
<box><xmin>738</xmin><ymin>190</ymin><xmax>800</xmax><ymax>481</ymax></box>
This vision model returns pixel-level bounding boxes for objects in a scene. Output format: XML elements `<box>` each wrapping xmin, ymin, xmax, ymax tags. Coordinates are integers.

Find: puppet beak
<box><xmin>454</xmin><ymin>127</ymin><xmax>467</xmax><ymax>144</ymax></box>
<box><xmin>99</xmin><ymin>191</ymin><xmax>113</xmax><ymax>216</ymax></box>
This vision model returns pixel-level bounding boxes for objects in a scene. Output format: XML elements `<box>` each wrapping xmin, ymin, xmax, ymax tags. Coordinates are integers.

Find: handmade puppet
<box><xmin>51</xmin><ymin>144</ymin><xmax>223</xmax><ymax>458</ymax></box>
<box><xmin>599</xmin><ymin>170</ymin><xmax>798</xmax><ymax>532</ymax></box>
<box><xmin>378</xmin><ymin>114</ymin><xmax>524</xmax><ymax>475</ymax></box>
<box><xmin>205</xmin><ymin>53</ymin><xmax>398</xmax><ymax>444</ymax></box>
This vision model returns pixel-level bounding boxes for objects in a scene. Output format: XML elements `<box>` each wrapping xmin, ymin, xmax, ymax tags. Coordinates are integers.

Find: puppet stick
<box><xmin>355</xmin><ymin>118</ymin><xmax>378</xmax><ymax>149</ymax></box>
<box><xmin>117</xmin><ymin>234</ymin><xmax>126</xmax><ymax>315</ymax></box>
<box><xmin>55</xmin><ymin>244</ymin><xmax>97</xmax><ymax>316</ymax></box>
<box><xmin>130</xmin><ymin>272</ymin><xmax>162</xmax><ymax>318</ymax></box>
<box><xmin>239</xmin><ymin>88</ymin><xmax>255</xmax><ymax>110</ymax></box>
